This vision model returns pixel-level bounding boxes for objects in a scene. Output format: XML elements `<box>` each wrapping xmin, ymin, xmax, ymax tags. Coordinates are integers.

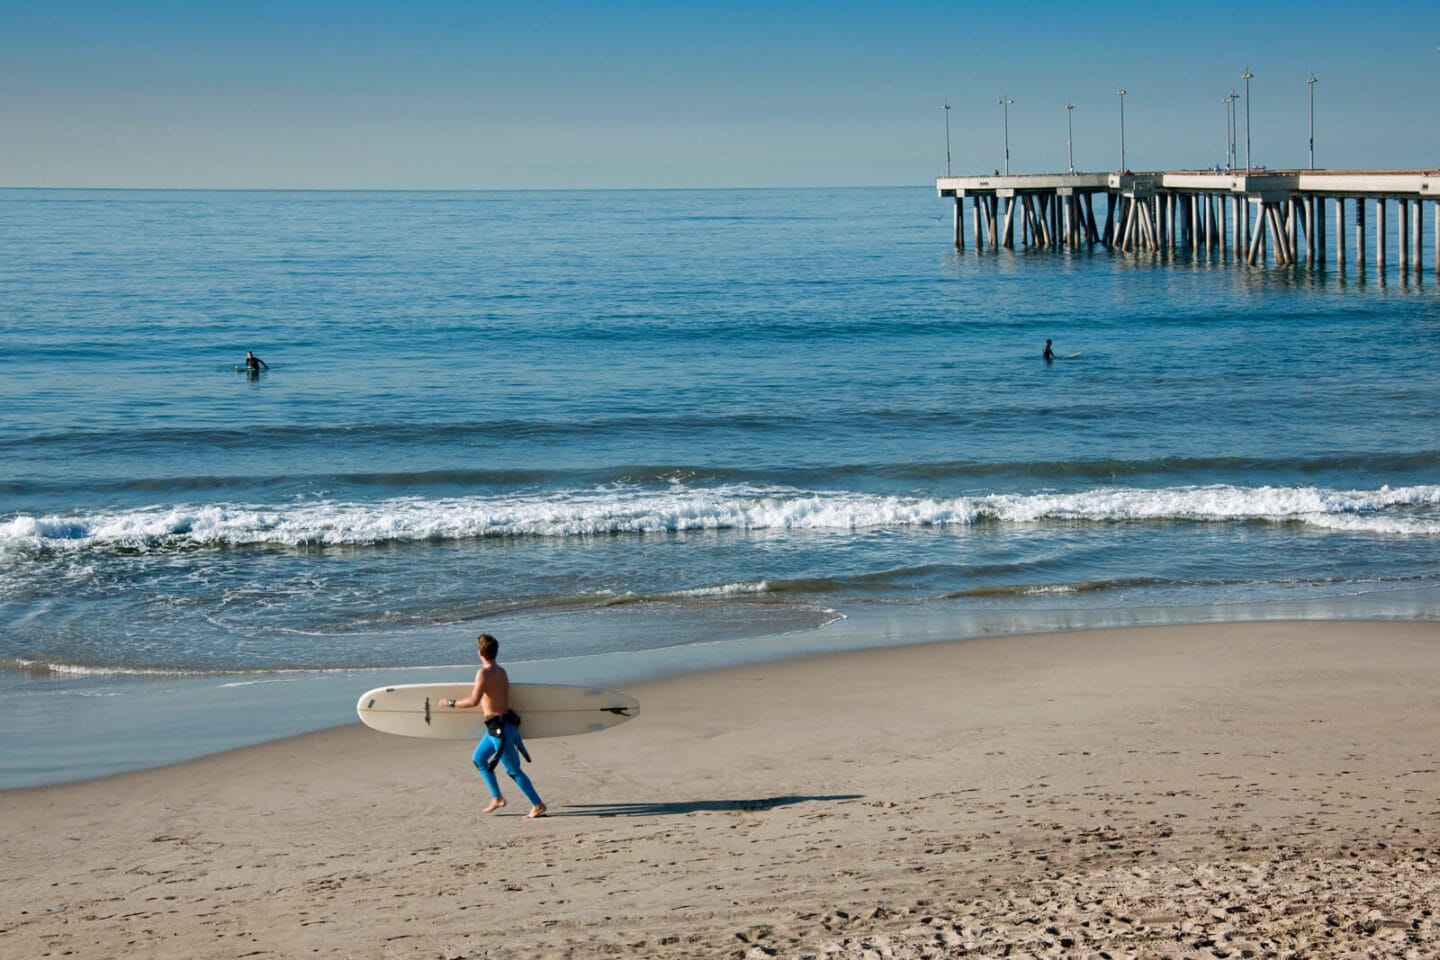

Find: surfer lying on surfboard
<box><xmin>438</xmin><ymin>633</ymin><xmax>547</xmax><ymax>818</ymax></box>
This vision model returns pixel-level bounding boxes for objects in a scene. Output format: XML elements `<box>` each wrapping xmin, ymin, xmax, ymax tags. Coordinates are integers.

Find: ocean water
<box><xmin>2</xmin><ymin>186</ymin><xmax>1438</xmax><ymax>787</ymax></box>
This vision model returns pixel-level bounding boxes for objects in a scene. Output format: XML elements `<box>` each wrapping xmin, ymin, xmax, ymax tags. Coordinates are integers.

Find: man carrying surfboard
<box><xmin>439</xmin><ymin>633</ymin><xmax>547</xmax><ymax>818</ymax></box>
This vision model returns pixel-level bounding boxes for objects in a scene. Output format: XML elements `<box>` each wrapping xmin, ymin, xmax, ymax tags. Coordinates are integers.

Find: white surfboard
<box><xmin>355</xmin><ymin>682</ymin><xmax>639</xmax><ymax>740</ymax></box>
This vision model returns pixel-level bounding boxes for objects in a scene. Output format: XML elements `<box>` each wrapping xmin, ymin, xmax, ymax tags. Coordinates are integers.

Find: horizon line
<box><xmin>0</xmin><ymin>182</ymin><xmax>929</xmax><ymax>195</ymax></box>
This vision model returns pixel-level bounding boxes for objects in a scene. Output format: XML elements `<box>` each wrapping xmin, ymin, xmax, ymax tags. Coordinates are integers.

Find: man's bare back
<box><xmin>475</xmin><ymin>661</ymin><xmax>510</xmax><ymax>719</ymax></box>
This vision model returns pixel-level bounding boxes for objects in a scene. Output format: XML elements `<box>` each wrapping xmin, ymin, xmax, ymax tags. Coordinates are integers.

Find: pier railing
<box><xmin>937</xmin><ymin>169</ymin><xmax>1439</xmax><ymax>277</ymax></box>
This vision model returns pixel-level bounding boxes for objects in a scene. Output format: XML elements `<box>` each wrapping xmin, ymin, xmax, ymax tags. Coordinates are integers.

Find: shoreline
<box><xmin>6</xmin><ymin>589</ymin><xmax>1438</xmax><ymax>791</ymax></box>
<box><xmin>4</xmin><ymin>618</ymin><xmax>1439</xmax><ymax>958</ymax></box>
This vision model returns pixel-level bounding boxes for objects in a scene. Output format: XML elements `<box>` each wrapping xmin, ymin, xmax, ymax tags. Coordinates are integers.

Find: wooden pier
<box><xmin>936</xmin><ymin>170</ymin><xmax>1440</xmax><ymax>278</ymax></box>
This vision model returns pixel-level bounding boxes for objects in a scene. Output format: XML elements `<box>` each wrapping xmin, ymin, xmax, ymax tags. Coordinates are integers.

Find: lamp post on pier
<box><xmin>1241</xmin><ymin>67</ymin><xmax>1253</xmax><ymax>173</ymax></box>
<box><xmin>1115</xmin><ymin>88</ymin><xmax>1127</xmax><ymax>171</ymax></box>
<box><xmin>1306</xmin><ymin>72</ymin><xmax>1318</xmax><ymax>170</ymax></box>
<box><xmin>1222</xmin><ymin>91</ymin><xmax>1237</xmax><ymax>170</ymax></box>
<box><xmin>997</xmin><ymin>95</ymin><xmax>1014</xmax><ymax>174</ymax></box>
<box><xmin>1066</xmin><ymin>101</ymin><xmax>1075</xmax><ymax>174</ymax></box>
<box><xmin>943</xmin><ymin>100</ymin><xmax>952</xmax><ymax>176</ymax></box>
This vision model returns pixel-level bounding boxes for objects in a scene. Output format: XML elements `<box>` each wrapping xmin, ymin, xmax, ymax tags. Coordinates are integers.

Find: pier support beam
<box><xmin>1267</xmin><ymin>204</ymin><xmax>1292</xmax><ymax>266</ymax></box>
<box><xmin>1304</xmin><ymin>197</ymin><xmax>1315</xmax><ymax>263</ymax></box>
<box><xmin>1292</xmin><ymin>202</ymin><xmax>1300</xmax><ymax>263</ymax></box>
<box><xmin>1356</xmin><ymin>200</ymin><xmax>1367</xmax><ymax>277</ymax></box>
<box><xmin>1203</xmin><ymin>195</ymin><xmax>1213</xmax><ymax>257</ymax></box>
<box><xmin>1399</xmin><ymin>200</ymin><xmax>1410</xmax><ymax>273</ymax></box>
<box><xmin>1219</xmin><ymin>195</ymin><xmax>1229</xmax><ymax>259</ymax></box>
<box><xmin>1376</xmin><ymin>199</ymin><xmax>1387</xmax><ymax>277</ymax></box>
<box><xmin>1335</xmin><ymin>198</ymin><xmax>1346</xmax><ymax>271</ymax></box>
<box><xmin>1411</xmin><ymin>200</ymin><xmax>1423</xmax><ymax>276</ymax></box>
<box><xmin>1246</xmin><ymin>201</ymin><xmax>1265</xmax><ymax>265</ymax></box>
<box><xmin>1239</xmin><ymin>199</ymin><xmax>1246</xmax><ymax>258</ymax></box>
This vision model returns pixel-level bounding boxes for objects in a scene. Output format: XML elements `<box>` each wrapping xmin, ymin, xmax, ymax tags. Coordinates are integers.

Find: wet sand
<box><xmin>4</xmin><ymin>620</ymin><xmax>1439</xmax><ymax>958</ymax></box>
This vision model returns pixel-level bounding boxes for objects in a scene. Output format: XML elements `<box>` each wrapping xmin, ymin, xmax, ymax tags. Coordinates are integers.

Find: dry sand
<box><xmin>3</xmin><ymin>620</ymin><xmax>1439</xmax><ymax>959</ymax></box>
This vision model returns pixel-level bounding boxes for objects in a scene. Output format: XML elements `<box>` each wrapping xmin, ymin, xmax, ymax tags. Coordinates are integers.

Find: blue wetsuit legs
<box><xmin>472</xmin><ymin>724</ymin><xmax>542</xmax><ymax>806</ymax></box>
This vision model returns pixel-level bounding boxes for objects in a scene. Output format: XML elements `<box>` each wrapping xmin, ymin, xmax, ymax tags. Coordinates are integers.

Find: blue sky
<box><xmin>2</xmin><ymin>0</ymin><xmax>1436</xmax><ymax>189</ymax></box>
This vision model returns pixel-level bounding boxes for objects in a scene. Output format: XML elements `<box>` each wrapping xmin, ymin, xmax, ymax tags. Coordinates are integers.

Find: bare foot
<box><xmin>525</xmin><ymin>803</ymin><xmax>547</xmax><ymax>819</ymax></box>
<box><xmin>482</xmin><ymin>797</ymin><xmax>506</xmax><ymax>814</ymax></box>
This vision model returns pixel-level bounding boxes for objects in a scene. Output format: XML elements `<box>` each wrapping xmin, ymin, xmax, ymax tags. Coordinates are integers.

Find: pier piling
<box><xmin>1357</xmin><ymin>200</ymin><xmax>1367</xmax><ymax>275</ymax></box>
<box><xmin>1377</xmin><ymin>200</ymin><xmax>1387</xmax><ymax>275</ymax></box>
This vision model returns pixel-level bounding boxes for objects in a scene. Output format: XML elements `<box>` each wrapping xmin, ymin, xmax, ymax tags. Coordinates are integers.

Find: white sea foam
<box><xmin>0</xmin><ymin>656</ymin><xmax>215</xmax><ymax>678</ymax></box>
<box><xmin>0</xmin><ymin>655</ymin><xmax>366</xmax><ymax>680</ymax></box>
<box><xmin>672</xmin><ymin>580</ymin><xmax>773</xmax><ymax>598</ymax></box>
<box><xmin>3</xmin><ymin>483</ymin><xmax>1437</xmax><ymax>553</ymax></box>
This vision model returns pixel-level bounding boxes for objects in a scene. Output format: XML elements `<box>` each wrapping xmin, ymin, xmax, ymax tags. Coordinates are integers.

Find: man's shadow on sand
<box><xmin>556</xmin><ymin>794</ymin><xmax>863</xmax><ymax>818</ymax></box>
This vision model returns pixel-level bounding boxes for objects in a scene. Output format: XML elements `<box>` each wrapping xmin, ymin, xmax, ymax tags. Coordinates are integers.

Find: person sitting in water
<box><xmin>245</xmin><ymin>351</ymin><xmax>269</xmax><ymax>374</ymax></box>
<box><xmin>1043</xmin><ymin>339</ymin><xmax>1055</xmax><ymax>361</ymax></box>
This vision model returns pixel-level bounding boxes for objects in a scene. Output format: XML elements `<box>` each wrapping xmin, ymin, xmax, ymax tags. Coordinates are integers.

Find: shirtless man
<box><xmin>439</xmin><ymin>633</ymin><xmax>546</xmax><ymax>818</ymax></box>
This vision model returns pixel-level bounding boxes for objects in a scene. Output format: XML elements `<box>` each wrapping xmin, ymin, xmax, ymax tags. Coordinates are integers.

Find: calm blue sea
<box><xmin>2</xmin><ymin>186</ymin><xmax>1438</xmax><ymax>787</ymax></box>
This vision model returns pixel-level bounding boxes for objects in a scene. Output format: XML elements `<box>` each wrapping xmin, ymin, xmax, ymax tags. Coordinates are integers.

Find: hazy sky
<box><xmin>2</xmin><ymin>0</ymin><xmax>1436</xmax><ymax>189</ymax></box>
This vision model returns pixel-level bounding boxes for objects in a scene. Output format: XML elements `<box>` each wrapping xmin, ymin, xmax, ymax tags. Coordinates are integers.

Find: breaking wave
<box><xmin>3</xmin><ymin>482</ymin><xmax>1438</xmax><ymax>554</ymax></box>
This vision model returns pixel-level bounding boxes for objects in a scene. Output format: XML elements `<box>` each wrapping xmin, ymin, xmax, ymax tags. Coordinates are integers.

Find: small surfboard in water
<box><xmin>355</xmin><ymin>682</ymin><xmax>639</xmax><ymax>740</ymax></box>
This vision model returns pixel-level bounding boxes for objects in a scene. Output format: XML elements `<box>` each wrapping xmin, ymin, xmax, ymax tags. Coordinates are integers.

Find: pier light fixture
<box><xmin>1231</xmin><ymin>91</ymin><xmax>1240</xmax><ymax>170</ymax></box>
<box><xmin>997</xmin><ymin>95</ymin><xmax>1014</xmax><ymax>175</ymax></box>
<box><xmin>1306</xmin><ymin>72</ymin><xmax>1318</xmax><ymax>170</ymax></box>
<box><xmin>1116</xmin><ymin>88</ymin><xmax>1127</xmax><ymax>172</ymax></box>
<box><xmin>1241</xmin><ymin>67</ymin><xmax>1253</xmax><ymax>173</ymax></box>
<box><xmin>944</xmin><ymin>100</ymin><xmax>952</xmax><ymax>176</ymax></box>
<box><xmin>1066</xmin><ymin>101</ymin><xmax>1075</xmax><ymax>174</ymax></box>
<box><xmin>1222</xmin><ymin>91</ymin><xmax>1238</xmax><ymax>170</ymax></box>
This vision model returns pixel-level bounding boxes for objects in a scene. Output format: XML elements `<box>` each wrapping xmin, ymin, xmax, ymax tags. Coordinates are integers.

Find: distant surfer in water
<box><xmin>439</xmin><ymin>633</ymin><xmax>547</xmax><ymax>818</ymax></box>
<box><xmin>244</xmin><ymin>351</ymin><xmax>269</xmax><ymax>375</ymax></box>
<box><xmin>1043</xmin><ymin>339</ymin><xmax>1055</xmax><ymax>362</ymax></box>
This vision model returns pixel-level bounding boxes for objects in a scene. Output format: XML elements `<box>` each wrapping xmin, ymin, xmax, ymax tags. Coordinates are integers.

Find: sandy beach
<box><xmin>4</xmin><ymin>619</ymin><xmax>1439</xmax><ymax>959</ymax></box>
